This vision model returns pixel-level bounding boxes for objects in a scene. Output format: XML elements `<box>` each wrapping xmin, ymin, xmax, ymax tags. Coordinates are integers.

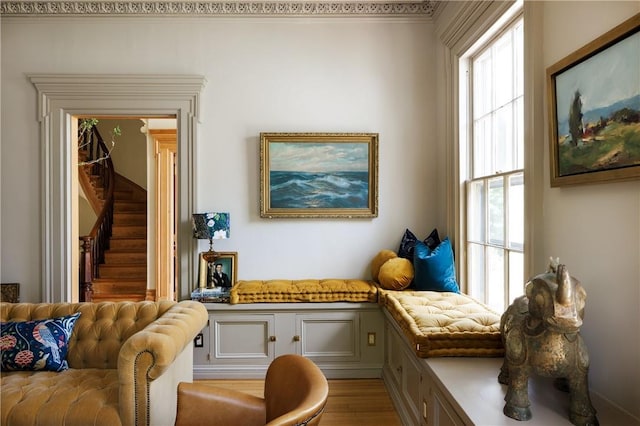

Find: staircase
<box><xmin>90</xmin><ymin>176</ymin><xmax>148</xmax><ymax>302</ymax></box>
<box><xmin>79</xmin><ymin>144</ymin><xmax>148</xmax><ymax>302</ymax></box>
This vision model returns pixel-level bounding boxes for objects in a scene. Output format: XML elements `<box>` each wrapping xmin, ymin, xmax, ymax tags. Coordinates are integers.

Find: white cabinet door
<box><xmin>210</xmin><ymin>313</ymin><xmax>276</xmax><ymax>367</ymax></box>
<box><xmin>295</xmin><ymin>311</ymin><xmax>360</xmax><ymax>363</ymax></box>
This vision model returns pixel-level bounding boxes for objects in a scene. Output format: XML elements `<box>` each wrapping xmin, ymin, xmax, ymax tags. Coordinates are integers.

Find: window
<box><xmin>461</xmin><ymin>12</ymin><xmax>524</xmax><ymax>313</ymax></box>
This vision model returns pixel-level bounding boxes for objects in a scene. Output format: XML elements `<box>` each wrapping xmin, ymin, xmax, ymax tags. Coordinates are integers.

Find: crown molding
<box><xmin>1</xmin><ymin>0</ymin><xmax>439</xmax><ymax>17</ymax></box>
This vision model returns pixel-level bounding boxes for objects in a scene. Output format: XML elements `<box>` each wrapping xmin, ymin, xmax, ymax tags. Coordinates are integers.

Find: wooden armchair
<box><xmin>175</xmin><ymin>354</ymin><xmax>329</xmax><ymax>426</ymax></box>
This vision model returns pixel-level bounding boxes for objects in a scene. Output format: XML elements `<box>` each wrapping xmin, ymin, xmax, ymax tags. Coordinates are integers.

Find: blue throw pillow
<box><xmin>0</xmin><ymin>313</ymin><xmax>80</xmax><ymax>372</ymax></box>
<box><xmin>413</xmin><ymin>238</ymin><xmax>460</xmax><ymax>293</ymax></box>
<box><xmin>398</xmin><ymin>228</ymin><xmax>441</xmax><ymax>260</ymax></box>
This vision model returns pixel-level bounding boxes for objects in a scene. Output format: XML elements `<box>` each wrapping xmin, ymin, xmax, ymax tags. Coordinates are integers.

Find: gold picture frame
<box><xmin>260</xmin><ymin>132</ymin><xmax>379</xmax><ymax>218</ymax></box>
<box><xmin>547</xmin><ymin>13</ymin><xmax>640</xmax><ymax>187</ymax></box>
<box><xmin>0</xmin><ymin>283</ymin><xmax>20</xmax><ymax>303</ymax></box>
<box><xmin>198</xmin><ymin>251</ymin><xmax>238</xmax><ymax>289</ymax></box>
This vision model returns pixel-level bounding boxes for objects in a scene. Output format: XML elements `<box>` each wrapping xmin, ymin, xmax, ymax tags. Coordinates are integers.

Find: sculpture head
<box><xmin>525</xmin><ymin>263</ymin><xmax>586</xmax><ymax>333</ymax></box>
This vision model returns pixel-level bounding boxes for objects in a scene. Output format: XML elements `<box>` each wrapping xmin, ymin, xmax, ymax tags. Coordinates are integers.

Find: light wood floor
<box><xmin>195</xmin><ymin>379</ymin><xmax>403</xmax><ymax>426</ymax></box>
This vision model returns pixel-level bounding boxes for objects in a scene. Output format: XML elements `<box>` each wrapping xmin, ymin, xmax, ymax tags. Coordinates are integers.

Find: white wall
<box><xmin>0</xmin><ymin>17</ymin><xmax>439</xmax><ymax>301</ymax></box>
<box><xmin>539</xmin><ymin>1</ymin><xmax>640</xmax><ymax>418</ymax></box>
<box><xmin>98</xmin><ymin>118</ymin><xmax>148</xmax><ymax>189</ymax></box>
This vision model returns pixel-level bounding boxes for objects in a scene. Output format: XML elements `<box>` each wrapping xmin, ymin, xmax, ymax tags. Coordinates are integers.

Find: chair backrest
<box><xmin>264</xmin><ymin>354</ymin><xmax>329</xmax><ymax>426</ymax></box>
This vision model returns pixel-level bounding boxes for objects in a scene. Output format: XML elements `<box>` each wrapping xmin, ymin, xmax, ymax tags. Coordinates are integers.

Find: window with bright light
<box><xmin>463</xmin><ymin>14</ymin><xmax>524</xmax><ymax>313</ymax></box>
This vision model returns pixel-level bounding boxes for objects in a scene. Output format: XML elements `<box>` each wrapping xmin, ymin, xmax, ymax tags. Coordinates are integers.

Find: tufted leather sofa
<box><xmin>0</xmin><ymin>300</ymin><xmax>208</xmax><ymax>426</ymax></box>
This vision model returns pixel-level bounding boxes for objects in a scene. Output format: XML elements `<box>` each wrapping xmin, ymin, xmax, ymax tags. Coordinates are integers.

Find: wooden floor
<box><xmin>195</xmin><ymin>378</ymin><xmax>403</xmax><ymax>426</ymax></box>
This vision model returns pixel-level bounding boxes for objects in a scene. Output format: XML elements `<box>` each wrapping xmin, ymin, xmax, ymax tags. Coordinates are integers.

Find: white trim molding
<box><xmin>29</xmin><ymin>74</ymin><xmax>205</xmax><ymax>302</ymax></box>
<box><xmin>1</xmin><ymin>0</ymin><xmax>438</xmax><ymax>17</ymax></box>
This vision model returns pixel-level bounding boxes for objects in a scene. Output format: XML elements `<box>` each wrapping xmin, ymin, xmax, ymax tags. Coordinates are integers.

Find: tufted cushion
<box><xmin>380</xmin><ymin>289</ymin><xmax>503</xmax><ymax>357</ymax></box>
<box><xmin>0</xmin><ymin>301</ymin><xmax>175</xmax><ymax>369</ymax></box>
<box><xmin>0</xmin><ymin>369</ymin><xmax>121</xmax><ymax>426</ymax></box>
<box><xmin>1</xmin><ymin>313</ymin><xmax>80</xmax><ymax>372</ymax></box>
<box><xmin>378</xmin><ymin>257</ymin><xmax>414</xmax><ymax>290</ymax></box>
<box><xmin>230</xmin><ymin>279</ymin><xmax>378</xmax><ymax>304</ymax></box>
<box><xmin>0</xmin><ymin>300</ymin><xmax>208</xmax><ymax>426</ymax></box>
<box><xmin>370</xmin><ymin>250</ymin><xmax>398</xmax><ymax>282</ymax></box>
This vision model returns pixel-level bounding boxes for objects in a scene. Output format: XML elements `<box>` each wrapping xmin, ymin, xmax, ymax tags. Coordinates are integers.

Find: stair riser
<box><xmin>112</xmin><ymin>227</ymin><xmax>147</xmax><ymax>238</ymax></box>
<box><xmin>114</xmin><ymin>203</ymin><xmax>146</xmax><ymax>213</ymax></box>
<box><xmin>114</xmin><ymin>214</ymin><xmax>146</xmax><ymax>226</ymax></box>
<box><xmin>110</xmin><ymin>239</ymin><xmax>147</xmax><ymax>250</ymax></box>
<box><xmin>99</xmin><ymin>267</ymin><xmax>146</xmax><ymax>279</ymax></box>
<box><xmin>92</xmin><ymin>282</ymin><xmax>146</xmax><ymax>293</ymax></box>
<box><xmin>104</xmin><ymin>253</ymin><xmax>147</xmax><ymax>264</ymax></box>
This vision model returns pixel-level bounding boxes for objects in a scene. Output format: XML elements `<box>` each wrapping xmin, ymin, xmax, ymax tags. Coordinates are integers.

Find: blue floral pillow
<box><xmin>0</xmin><ymin>313</ymin><xmax>81</xmax><ymax>372</ymax></box>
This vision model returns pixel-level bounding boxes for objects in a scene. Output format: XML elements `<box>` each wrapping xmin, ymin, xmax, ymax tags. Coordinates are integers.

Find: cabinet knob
<box><xmin>293</xmin><ymin>335</ymin><xmax>301</xmax><ymax>342</ymax></box>
<box><xmin>269</xmin><ymin>336</ymin><xmax>277</xmax><ymax>342</ymax></box>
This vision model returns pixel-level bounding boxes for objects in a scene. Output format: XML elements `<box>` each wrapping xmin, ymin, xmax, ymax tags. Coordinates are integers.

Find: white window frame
<box><xmin>458</xmin><ymin>4</ymin><xmax>525</xmax><ymax>313</ymax></box>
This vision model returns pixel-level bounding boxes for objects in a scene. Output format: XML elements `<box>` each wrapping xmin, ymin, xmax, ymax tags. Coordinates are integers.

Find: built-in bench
<box><xmin>230</xmin><ymin>279</ymin><xmax>378</xmax><ymax>304</ymax></box>
<box><xmin>198</xmin><ymin>280</ymin><xmax>636</xmax><ymax>425</ymax></box>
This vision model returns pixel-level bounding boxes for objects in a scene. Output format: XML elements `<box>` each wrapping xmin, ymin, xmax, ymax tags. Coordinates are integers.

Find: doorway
<box><xmin>30</xmin><ymin>74</ymin><xmax>205</xmax><ymax>302</ymax></box>
<box><xmin>76</xmin><ymin>116</ymin><xmax>178</xmax><ymax>301</ymax></box>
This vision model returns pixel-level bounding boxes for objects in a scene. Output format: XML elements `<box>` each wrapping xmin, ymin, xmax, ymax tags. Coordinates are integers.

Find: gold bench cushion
<box><xmin>230</xmin><ymin>279</ymin><xmax>378</xmax><ymax>304</ymax></box>
<box><xmin>1</xmin><ymin>369</ymin><xmax>121</xmax><ymax>426</ymax></box>
<box><xmin>380</xmin><ymin>289</ymin><xmax>504</xmax><ymax>357</ymax></box>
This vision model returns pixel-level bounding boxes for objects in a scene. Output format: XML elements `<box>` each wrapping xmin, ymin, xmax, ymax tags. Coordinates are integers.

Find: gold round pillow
<box><xmin>371</xmin><ymin>250</ymin><xmax>398</xmax><ymax>282</ymax></box>
<box><xmin>378</xmin><ymin>257</ymin><xmax>414</xmax><ymax>290</ymax></box>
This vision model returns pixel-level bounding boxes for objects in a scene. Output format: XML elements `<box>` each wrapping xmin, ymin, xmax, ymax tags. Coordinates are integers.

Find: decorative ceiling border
<box><xmin>1</xmin><ymin>1</ymin><xmax>438</xmax><ymax>17</ymax></box>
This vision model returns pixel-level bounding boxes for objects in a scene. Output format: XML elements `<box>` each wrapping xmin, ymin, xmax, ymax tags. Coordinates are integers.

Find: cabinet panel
<box><xmin>403</xmin><ymin>354</ymin><xmax>422</xmax><ymax>424</ymax></box>
<box><xmin>211</xmin><ymin>314</ymin><xmax>275</xmax><ymax>365</ymax></box>
<box><xmin>431</xmin><ymin>389</ymin><xmax>464</xmax><ymax>426</ymax></box>
<box><xmin>194</xmin><ymin>303</ymin><xmax>385</xmax><ymax>379</ymax></box>
<box><xmin>385</xmin><ymin>321</ymin><xmax>403</xmax><ymax>386</ymax></box>
<box><xmin>297</xmin><ymin>312</ymin><xmax>359</xmax><ymax>362</ymax></box>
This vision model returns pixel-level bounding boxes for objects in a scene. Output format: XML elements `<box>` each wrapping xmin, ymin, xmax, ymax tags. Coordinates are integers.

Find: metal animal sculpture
<box><xmin>498</xmin><ymin>261</ymin><xmax>598</xmax><ymax>426</ymax></box>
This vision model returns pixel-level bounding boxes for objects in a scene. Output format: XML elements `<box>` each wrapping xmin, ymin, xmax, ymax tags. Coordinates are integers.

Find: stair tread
<box><xmin>98</xmin><ymin>266</ymin><xmax>145</xmax><ymax>269</ymax></box>
<box><xmin>109</xmin><ymin>236</ymin><xmax>146</xmax><ymax>240</ymax></box>
<box><xmin>93</xmin><ymin>277</ymin><xmax>146</xmax><ymax>282</ymax></box>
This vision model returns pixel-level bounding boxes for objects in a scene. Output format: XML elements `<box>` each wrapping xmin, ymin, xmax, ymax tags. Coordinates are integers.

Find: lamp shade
<box><xmin>192</xmin><ymin>212</ymin><xmax>230</xmax><ymax>240</ymax></box>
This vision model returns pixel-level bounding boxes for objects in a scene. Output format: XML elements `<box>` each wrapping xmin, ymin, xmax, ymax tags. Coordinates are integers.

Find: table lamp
<box><xmin>192</xmin><ymin>212</ymin><xmax>230</xmax><ymax>253</ymax></box>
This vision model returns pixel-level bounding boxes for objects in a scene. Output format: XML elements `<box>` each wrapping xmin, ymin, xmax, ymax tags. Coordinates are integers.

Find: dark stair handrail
<box><xmin>78</xmin><ymin>125</ymin><xmax>115</xmax><ymax>302</ymax></box>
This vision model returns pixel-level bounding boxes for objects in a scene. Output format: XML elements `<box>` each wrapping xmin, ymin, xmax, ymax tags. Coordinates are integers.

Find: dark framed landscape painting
<box><xmin>260</xmin><ymin>132</ymin><xmax>378</xmax><ymax>218</ymax></box>
<box><xmin>547</xmin><ymin>13</ymin><xmax>640</xmax><ymax>187</ymax></box>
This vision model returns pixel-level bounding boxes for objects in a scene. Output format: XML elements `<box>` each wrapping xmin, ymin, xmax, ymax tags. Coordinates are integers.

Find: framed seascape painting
<box><xmin>547</xmin><ymin>13</ymin><xmax>640</xmax><ymax>187</ymax></box>
<box><xmin>260</xmin><ymin>132</ymin><xmax>378</xmax><ymax>218</ymax></box>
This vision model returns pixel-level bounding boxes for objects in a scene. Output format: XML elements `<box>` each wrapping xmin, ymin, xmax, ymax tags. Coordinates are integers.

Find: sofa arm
<box><xmin>118</xmin><ymin>301</ymin><xmax>208</xmax><ymax>426</ymax></box>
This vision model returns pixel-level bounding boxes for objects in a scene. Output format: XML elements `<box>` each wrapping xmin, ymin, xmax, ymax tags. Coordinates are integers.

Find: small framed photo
<box><xmin>260</xmin><ymin>132</ymin><xmax>379</xmax><ymax>218</ymax></box>
<box><xmin>198</xmin><ymin>251</ymin><xmax>238</xmax><ymax>289</ymax></box>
